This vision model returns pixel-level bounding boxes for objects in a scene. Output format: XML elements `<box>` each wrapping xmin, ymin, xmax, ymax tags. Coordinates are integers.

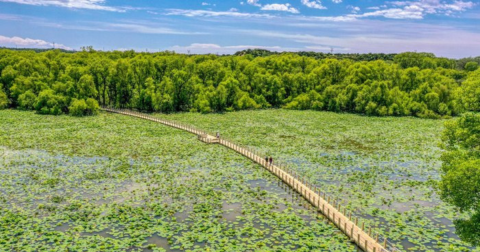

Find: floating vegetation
<box><xmin>154</xmin><ymin>109</ymin><xmax>479</xmax><ymax>252</ymax></box>
<box><xmin>1</xmin><ymin>110</ymin><xmax>357</xmax><ymax>251</ymax></box>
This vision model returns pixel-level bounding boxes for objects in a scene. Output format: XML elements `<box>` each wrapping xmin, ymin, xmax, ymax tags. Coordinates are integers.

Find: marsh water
<box><xmin>1</xmin><ymin>109</ymin><xmax>478</xmax><ymax>251</ymax></box>
<box><xmin>1</xmin><ymin>147</ymin><xmax>358</xmax><ymax>251</ymax></box>
<box><xmin>0</xmin><ymin>145</ymin><xmax>474</xmax><ymax>251</ymax></box>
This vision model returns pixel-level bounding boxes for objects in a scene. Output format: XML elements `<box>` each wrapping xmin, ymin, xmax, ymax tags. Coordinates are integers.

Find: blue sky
<box><xmin>0</xmin><ymin>0</ymin><xmax>479</xmax><ymax>58</ymax></box>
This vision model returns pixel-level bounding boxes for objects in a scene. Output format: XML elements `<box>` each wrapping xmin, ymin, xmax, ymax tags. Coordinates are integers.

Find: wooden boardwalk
<box><xmin>103</xmin><ymin>107</ymin><xmax>399</xmax><ymax>252</ymax></box>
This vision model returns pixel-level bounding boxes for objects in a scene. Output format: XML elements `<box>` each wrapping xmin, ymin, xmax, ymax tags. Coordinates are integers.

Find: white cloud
<box><xmin>40</xmin><ymin>20</ymin><xmax>208</xmax><ymax>35</ymax></box>
<box><xmin>305</xmin><ymin>45</ymin><xmax>348</xmax><ymax>52</ymax></box>
<box><xmin>261</xmin><ymin>3</ymin><xmax>299</xmax><ymax>13</ymax></box>
<box><xmin>390</xmin><ymin>0</ymin><xmax>475</xmax><ymax>14</ymax></box>
<box><xmin>201</xmin><ymin>2</ymin><xmax>216</xmax><ymax>6</ymax></box>
<box><xmin>166</xmin><ymin>8</ymin><xmax>355</xmax><ymax>22</ymax></box>
<box><xmin>301</xmin><ymin>0</ymin><xmax>326</xmax><ymax>10</ymax></box>
<box><xmin>0</xmin><ymin>13</ymin><xmax>21</xmax><ymax>20</ymax></box>
<box><xmin>465</xmin><ymin>12</ymin><xmax>480</xmax><ymax>19</ymax></box>
<box><xmin>332</xmin><ymin>0</ymin><xmax>342</xmax><ymax>3</ymax></box>
<box><xmin>106</xmin><ymin>23</ymin><xmax>206</xmax><ymax>35</ymax></box>
<box><xmin>165</xmin><ymin>9</ymin><xmax>274</xmax><ymax>18</ymax></box>
<box><xmin>166</xmin><ymin>1</ymin><xmax>473</xmax><ymax>23</ymax></box>
<box><xmin>353</xmin><ymin>7</ymin><xmax>424</xmax><ymax>19</ymax></box>
<box><xmin>242</xmin><ymin>23</ymin><xmax>480</xmax><ymax>58</ymax></box>
<box><xmin>0</xmin><ymin>35</ymin><xmax>71</xmax><ymax>50</ymax></box>
<box><xmin>296</xmin><ymin>15</ymin><xmax>356</xmax><ymax>22</ymax></box>
<box><xmin>0</xmin><ymin>0</ymin><xmax>124</xmax><ymax>12</ymax></box>
<box><xmin>348</xmin><ymin>6</ymin><xmax>361</xmax><ymax>13</ymax></box>
<box><xmin>169</xmin><ymin>43</ymin><xmax>305</xmax><ymax>54</ymax></box>
<box><xmin>244</xmin><ymin>30</ymin><xmax>331</xmax><ymax>45</ymax></box>
<box><xmin>247</xmin><ymin>0</ymin><xmax>261</xmax><ymax>7</ymax></box>
<box><xmin>361</xmin><ymin>0</ymin><xmax>476</xmax><ymax>19</ymax></box>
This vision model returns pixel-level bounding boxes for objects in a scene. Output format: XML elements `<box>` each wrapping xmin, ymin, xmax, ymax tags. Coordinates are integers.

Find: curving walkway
<box><xmin>102</xmin><ymin>107</ymin><xmax>399</xmax><ymax>252</ymax></box>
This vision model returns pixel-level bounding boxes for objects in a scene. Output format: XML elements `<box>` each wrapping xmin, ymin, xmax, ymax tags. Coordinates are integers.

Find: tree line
<box><xmin>234</xmin><ymin>49</ymin><xmax>398</xmax><ymax>61</ymax></box>
<box><xmin>0</xmin><ymin>49</ymin><xmax>479</xmax><ymax>117</ymax></box>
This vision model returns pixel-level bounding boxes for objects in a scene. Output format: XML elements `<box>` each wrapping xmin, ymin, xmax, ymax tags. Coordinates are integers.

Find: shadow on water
<box><xmin>145</xmin><ymin>235</ymin><xmax>182</xmax><ymax>252</ymax></box>
<box><xmin>425</xmin><ymin>211</ymin><xmax>461</xmax><ymax>239</ymax></box>
<box><xmin>54</xmin><ymin>223</ymin><xmax>70</xmax><ymax>232</ymax></box>
<box><xmin>55</xmin><ymin>223</ymin><xmax>115</xmax><ymax>239</ymax></box>
<box><xmin>174</xmin><ymin>210</ymin><xmax>191</xmax><ymax>222</ymax></box>
<box><xmin>88</xmin><ymin>229</ymin><xmax>115</xmax><ymax>239</ymax></box>
<box><xmin>222</xmin><ymin>202</ymin><xmax>242</xmax><ymax>221</ymax></box>
<box><xmin>247</xmin><ymin>178</ymin><xmax>319</xmax><ymax>213</ymax></box>
<box><xmin>400</xmin><ymin>239</ymin><xmax>417</xmax><ymax>251</ymax></box>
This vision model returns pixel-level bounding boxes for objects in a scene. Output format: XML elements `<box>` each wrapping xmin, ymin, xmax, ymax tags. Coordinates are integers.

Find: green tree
<box><xmin>139</xmin><ymin>77</ymin><xmax>155</xmax><ymax>111</ymax></box>
<box><xmin>213</xmin><ymin>84</ymin><xmax>227</xmax><ymax>112</ymax></box>
<box><xmin>465</xmin><ymin>62</ymin><xmax>479</xmax><ymax>72</ymax></box>
<box><xmin>17</xmin><ymin>90</ymin><xmax>36</xmax><ymax>110</ymax></box>
<box><xmin>195</xmin><ymin>93</ymin><xmax>211</xmax><ymax>114</ymax></box>
<box><xmin>394</xmin><ymin>52</ymin><xmax>436</xmax><ymax>69</ymax></box>
<box><xmin>69</xmin><ymin>98</ymin><xmax>99</xmax><ymax>116</ymax></box>
<box><xmin>196</xmin><ymin>60</ymin><xmax>223</xmax><ymax>86</ymax></box>
<box><xmin>440</xmin><ymin>113</ymin><xmax>480</xmax><ymax>246</ymax></box>
<box><xmin>0</xmin><ymin>84</ymin><xmax>8</xmax><ymax>109</ymax></box>
<box><xmin>34</xmin><ymin>89</ymin><xmax>65</xmax><ymax>115</ymax></box>
<box><xmin>76</xmin><ymin>74</ymin><xmax>98</xmax><ymax>100</ymax></box>
<box><xmin>0</xmin><ymin>48</ymin><xmax>474</xmax><ymax>118</ymax></box>
<box><xmin>111</xmin><ymin>59</ymin><xmax>131</xmax><ymax>107</ymax></box>
<box><xmin>171</xmin><ymin>70</ymin><xmax>194</xmax><ymax>111</ymax></box>
<box><xmin>234</xmin><ymin>92</ymin><xmax>259</xmax><ymax>110</ymax></box>
<box><xmin>284</xmin><ymin>90</ymin><xmax>322</xmax><ymax>110</ymax></box>
<box><xmin>68</xmin><ymin>98</ymin><xmax>87</xmax><ymax>116</ymax></box>
<box><xmin>1</xmin><ymin>65</ymin><xmax>17</xmax><ymax>97</ymax></box>
<box><xmin>90</xmin><ymin>59</ymin><xmax>111</xmax><ymax>105</ymax></box>
<box><xmin>462</xmin><ymin>69</ymin><xmax>480</xmax><ymax>111</ymax></box>
<box><xmin>400</xmin><ymin>67</ymin><xmax>421</xmax><ymax>92</ymax></box>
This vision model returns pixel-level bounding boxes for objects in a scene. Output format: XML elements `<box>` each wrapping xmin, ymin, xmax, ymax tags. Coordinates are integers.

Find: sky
<box><xmin>0</xmin><ymin>0</ymin><xmax>479</xmax><ymax>58</ymax></box>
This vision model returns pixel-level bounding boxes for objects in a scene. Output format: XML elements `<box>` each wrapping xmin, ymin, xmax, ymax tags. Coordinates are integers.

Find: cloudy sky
<box><xmin>0</xmin><ymin>0</ymin><xmax>478</xmax><ymax>58</ymax></box>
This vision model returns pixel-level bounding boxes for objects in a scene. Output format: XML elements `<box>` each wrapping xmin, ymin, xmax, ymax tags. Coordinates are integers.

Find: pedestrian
<box><xmin>265</xmin><ymin>156</ymin><xmax>268</xmax><ymax>164</ymax></box>
<box><xmin>269</xmin><ymin>157</ymin><xmax>273</xmax><ymax>165</ymax></box>
<box><xmin>216</xmin><ymin>132</ymin><xmax>220</xmax><ymax>138</ymax></box>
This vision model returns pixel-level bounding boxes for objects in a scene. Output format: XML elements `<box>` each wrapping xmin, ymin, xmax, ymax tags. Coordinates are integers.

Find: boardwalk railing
<box><xmin>102</xmin><ymin>107</ymin><xmax>400</xmax><ymax>252</ymax></box>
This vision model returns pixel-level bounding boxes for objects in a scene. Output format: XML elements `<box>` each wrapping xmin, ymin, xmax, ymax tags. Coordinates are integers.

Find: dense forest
<box><xmin>0</xmin><ymin>48</ymin><xmax>479</xmax><ymax>117</ymax></box>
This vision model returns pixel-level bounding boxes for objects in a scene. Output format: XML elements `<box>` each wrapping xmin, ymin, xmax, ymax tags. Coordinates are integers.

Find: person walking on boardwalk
<box><xmin>216</xmin><ymin>132</ymin><xmax>220</xmax><ymax>138</ymax></box>
<box><xmin>265</xmin><ymin>156</ymin><xmax>268</xmax><ymax>164</ymax></box>
<box><xmin>269</xmin><ymin>157</ymin><xmax>273</xmax><ymax>166</ymax></box>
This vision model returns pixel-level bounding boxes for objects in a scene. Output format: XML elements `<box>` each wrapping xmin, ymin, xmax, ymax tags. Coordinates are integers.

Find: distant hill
<box><xmin>0</xmin><ymin>47</ymin><xmax>76</xmax><ymax>53</ymax></box>
<box><xmin>234</xmin><ymin>49</ymin><xmax>398</xmax><ymax>61</ymax></box>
